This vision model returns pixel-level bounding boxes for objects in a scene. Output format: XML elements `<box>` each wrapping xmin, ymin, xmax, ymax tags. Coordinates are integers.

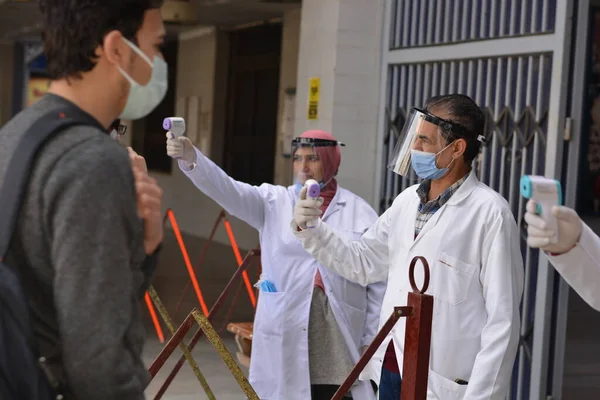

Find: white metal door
<box><xmin>374</xmin><ymin>1</ymin><xmax>576</xmax><ymax>398</ymax></box>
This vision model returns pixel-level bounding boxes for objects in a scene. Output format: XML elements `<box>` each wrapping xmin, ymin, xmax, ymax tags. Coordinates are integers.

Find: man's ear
<box><xmin>102</xmin><ymin>30</ymin><xmax>127</xmax><ymax>66</ymax></box>
<box><xmin>453</xmin><ymin>138</ymin><xmax>468</xmax><ymax>159</ymax></box>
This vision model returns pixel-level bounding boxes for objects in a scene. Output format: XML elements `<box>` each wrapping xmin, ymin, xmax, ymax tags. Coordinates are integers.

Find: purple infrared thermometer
<box><xmin>163</xmin><ymin>117</ymin><xmax>186</xmax><ymax>139</ymax></box>
<box><xmin>304</xmin><ymin>179</ymin><xmax>320</xmax><ymax>228</ymax></box>
<box><xmin>307</xmin><ymin>183</ymin><xmax>320</xmax><ymax>199</ymax></box>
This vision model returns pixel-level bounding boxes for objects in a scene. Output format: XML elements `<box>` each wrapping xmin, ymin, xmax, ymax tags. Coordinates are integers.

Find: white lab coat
<box><xmin>293</xmin><ymin>171</ymin><xmax>525</xmax><ymax>400</ymax></box>
<box><xmin>179</xmin><ymin>147</ymin><xmax>385</xmax><ymax>400</ymax></box>
<box><xmin>547</xmin><ymin>223</ymin><xmax>600</xmax><ymax>311</ymax></box>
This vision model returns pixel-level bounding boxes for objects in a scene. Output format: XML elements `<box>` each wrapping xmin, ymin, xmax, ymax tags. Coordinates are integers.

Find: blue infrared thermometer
<box><xmin>520</xmin><ymin>175</ymin><xmax>562</xmax><ymax>244</ymax></box>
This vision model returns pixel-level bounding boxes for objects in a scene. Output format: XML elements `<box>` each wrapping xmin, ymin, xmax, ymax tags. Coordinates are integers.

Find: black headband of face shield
<box><xmin>291</xmin><ymin>137</ymin><xmax>346</xmax><ymax>148</ymax></box>
<box><xmin>412</xmin><ymin>107</ymin><xmax>473</xmax><ymax>142</ymax></box>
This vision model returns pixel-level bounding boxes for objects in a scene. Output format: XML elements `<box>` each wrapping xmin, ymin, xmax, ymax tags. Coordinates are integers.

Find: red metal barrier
<box><xmin>173</xmin><ymin>210</ymin><xmax>225</xmax><ymax>319</ymax></box>
<box><xmin>148</xmin><ymin>250</ymin><xmax>433</xmax><ymax>400</ymax></box>
<box><xmin>145</xmin><ymin>292</ymin><xmax>165</xmax><ymax>343</ymax></box>
<box><xmin>144</xmin><ymin>208</ymin><xmax>212</xmax><ymax>343</ymax></box>
<box><xmin>173</xmin><ymin>210</ymin><xmax>257</xmax><ymax>320</ymax></box>
<box><xmin>166</xmin><ymin>209</ymin><xmax>210</xmax><ymax>316</ymax></box>
<box><xmin>331</xmin><ymin>256</ymin><xmax>433</xmax><ymax>400</ymax></box>
<box><xmin>146</xmin><ymin>249</ymin><xmax>262</xmax><ymax>399</ymax></box>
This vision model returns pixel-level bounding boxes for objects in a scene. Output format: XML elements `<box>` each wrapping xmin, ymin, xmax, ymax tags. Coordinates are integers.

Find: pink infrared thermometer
<box><xmin>304</xmin><ymin>179</ymin><xmax>320</xmax><ymax>228</ymax></box>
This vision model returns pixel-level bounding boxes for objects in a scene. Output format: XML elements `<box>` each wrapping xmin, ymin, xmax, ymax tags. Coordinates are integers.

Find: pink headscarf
<box><xmin>299</xmin><ymin>130</ymin><xmax>341</xmax><ymax>212</ymax></box>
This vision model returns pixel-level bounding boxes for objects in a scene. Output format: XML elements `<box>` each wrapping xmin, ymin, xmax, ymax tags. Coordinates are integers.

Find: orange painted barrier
<box><xmin>144</xmin><ymin>208</ymin><xmax>258</xmax><ymax>343</ymax></box>
<box><xmin>147</xmin><ymin>250</ymin><xmax>262</xmax><ymax>399</ymax></box>
<box><xmin>173</xmin><ymin>210</ymin><xmax>257</xmax><ymax>319</ymax></box>
<box><xmin>223</xmin><ymin>218</ymin><xmax>257</xmax><ymax>307</ymax></box>
<box><xmin>145</xmin><ymin>292</ymin><xmax>165</xmax><ymax>343</ymax></box>
<box><xmin>166</xmin><ymin>209</ymin><xmax>210</xmax><ymax>316</ymax></box>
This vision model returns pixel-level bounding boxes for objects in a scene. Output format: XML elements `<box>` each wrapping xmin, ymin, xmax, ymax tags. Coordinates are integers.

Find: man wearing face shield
<box><xmin>166</xmin><ymin>129</ymin><xmax>385</xmax><ymax>399</ymax></box>
<box><xmin>292</xmin><ymin>94</ymin><xmax>524</xmax><ymax>399</ymax></box>
<box><xmin>0</xmin><ymin>1</ymin><xmax>167</xmax><ymax>399</ymax></box>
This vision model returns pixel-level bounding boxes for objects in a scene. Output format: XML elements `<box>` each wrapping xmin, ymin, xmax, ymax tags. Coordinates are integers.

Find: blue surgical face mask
<box><xmin>118</xmin><ymin>38</ymin><xmax>168</xmax><ymax>120</ymax></box>
<box><xmin>410</xmin><ymin>143</ymin><xmax>455</xmax><ymax>180</ymax></box>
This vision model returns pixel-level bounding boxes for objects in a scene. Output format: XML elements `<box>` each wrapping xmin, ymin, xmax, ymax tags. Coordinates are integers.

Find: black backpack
<box><xmin>0</xmin><ymin>106</ymin><xmax>101</xmax><ymax>400</ymax></box>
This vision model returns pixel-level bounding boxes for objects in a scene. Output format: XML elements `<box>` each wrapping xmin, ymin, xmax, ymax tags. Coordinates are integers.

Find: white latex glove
<box><xmin>165</xmin><ymin>134</ymin><xmax>197</xmax><ymax>165</ymax></box>
<box><xmin>293</xmin><ymin>186</ymin><xmax>324</xmax><ymax>230</ymax></box>
<box><xmin>524</xmin><ymin>199</ymin><xmax>583</xmax><ymax>254</ymax></box>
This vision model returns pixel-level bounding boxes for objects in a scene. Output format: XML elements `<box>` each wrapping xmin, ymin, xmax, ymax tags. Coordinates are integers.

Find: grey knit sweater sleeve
<box><xmin>42</xmin><ymin>139</ymin><xmax>148</xmax><ymax>400</ymax></box>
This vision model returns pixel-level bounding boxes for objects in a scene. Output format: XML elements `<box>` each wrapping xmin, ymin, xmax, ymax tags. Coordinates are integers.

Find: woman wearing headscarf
<box><xmin>166</xmin><ymin>129</ymin><xmax>385</xmax><ymax>400</ymax></box>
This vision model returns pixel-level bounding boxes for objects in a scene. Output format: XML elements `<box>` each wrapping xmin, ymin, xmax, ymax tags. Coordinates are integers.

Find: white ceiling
<box><xmin>0</xmin><ymin>0</ymin><xmax>300</xmax><ymax>41</ymax></box>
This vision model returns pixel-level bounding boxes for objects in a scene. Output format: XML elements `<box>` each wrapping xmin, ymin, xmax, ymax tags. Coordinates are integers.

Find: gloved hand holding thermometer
<box><xmin>164</xmin><ymin>117</ymin><xmax>197</xmax><ymax>166</ymax></box>
<box><xmin>293</xmin><ymin>184</ymin><xmax>323</xmax><ymax>230</ymax></box>
<box><xmin>521</xmin><ymin>175</ymin><xmax>583</xmax><ymax>255</ymax></box>
<box><xmin>304</xmin><ymin>179</ymin><xmax>321</xmax><ymax>228</ymax></box>
<box><xmin>520</xmin><ymin>176</ymin><xmax>562</xmax><ymax>244</ymax></box>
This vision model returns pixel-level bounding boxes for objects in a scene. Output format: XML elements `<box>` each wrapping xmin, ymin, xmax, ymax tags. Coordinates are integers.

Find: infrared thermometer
<box><xmin>163</xmin><ymin>117</ymin><xmax>186</xmax><ymax>139</ymax></box>
<box><xmin>304</xmin><ymin>179</ymin><xmax>321</xmax><ymax>228</ymax></box>
<box><xmin>520</xmin><ymin>175</ymin><xmax>563</xmax><ymax>244</ymax></box>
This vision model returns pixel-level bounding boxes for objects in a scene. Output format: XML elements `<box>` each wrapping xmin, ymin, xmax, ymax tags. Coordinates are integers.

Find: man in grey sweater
<box><xmin>0</xmin><ymin>0</ymin><xmax>167</xmax><ymax>398</ymax></box>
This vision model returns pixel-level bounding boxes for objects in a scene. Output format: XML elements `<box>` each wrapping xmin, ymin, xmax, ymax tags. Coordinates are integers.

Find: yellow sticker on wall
<box><xmin>307</xmin><ymin>77</ymin><xmax>320</xmax><ymax>120</ymax></box>
<box><xmin>27</xmin><ymin>77</ymin><xmax>51</xmax><ymax>107</ymax></box>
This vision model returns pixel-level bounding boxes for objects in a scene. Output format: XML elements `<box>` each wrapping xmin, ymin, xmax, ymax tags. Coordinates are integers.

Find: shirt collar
<box><xmin>417</xmin><ymin>173</ymin><xmax>470</xmax><ymax>207</ymax></box>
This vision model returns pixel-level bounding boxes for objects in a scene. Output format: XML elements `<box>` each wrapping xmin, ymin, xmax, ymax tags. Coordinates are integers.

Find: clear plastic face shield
<box><xmin>387</xmin><ymin>108</ymin><xmax>469</xmax><ymax>180</ymax></box>
<box><xmin>291</xmin><ymin>137</ymin><xmax>345</xmax><ymax>187</ymax></box>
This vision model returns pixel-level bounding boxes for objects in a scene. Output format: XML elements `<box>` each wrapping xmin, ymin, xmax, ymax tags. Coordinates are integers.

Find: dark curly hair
<box><xmin>424</xmin><ymin>94</ymin><xmax>486</xmax><ymax>165</ymax></box>
<box><xmin>38</xmin><ymin>0</ymin><xmax>164</xmax><ymax>80</ymax></box>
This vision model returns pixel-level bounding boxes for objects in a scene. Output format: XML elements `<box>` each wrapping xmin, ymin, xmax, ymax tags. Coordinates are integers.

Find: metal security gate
<box><xmin>375</xmin><ymin>1</ymin><xmax>581</xmax><ymax>398</ymax></box>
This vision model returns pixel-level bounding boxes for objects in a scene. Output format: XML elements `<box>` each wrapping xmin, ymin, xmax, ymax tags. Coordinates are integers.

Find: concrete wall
<box><xmin>273</xmin><ymin>9</ymin><xmax>301</xmax><ymax>186</ymax></box>
<box><xmin>294</xmin><ymin>0</ymin><xmax>384</xmax><ymax>207</ymax></box>
<box><xmin>0</xmin><ymin>41</ymin><xmax>14</xmax><ymax>126</ymax></box>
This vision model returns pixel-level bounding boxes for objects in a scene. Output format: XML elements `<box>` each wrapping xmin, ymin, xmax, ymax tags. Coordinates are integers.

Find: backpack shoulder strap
<box><xmin>0</xmin><ymin>106</ymin><xmax>104</xmax><ymax>260</ymax></box>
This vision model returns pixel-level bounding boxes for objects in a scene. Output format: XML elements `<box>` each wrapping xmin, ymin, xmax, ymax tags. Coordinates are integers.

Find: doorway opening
<box><xmin>223</xmin><ymin>23</ymin><xmax>282</xmax><ymax>185</ymax></box>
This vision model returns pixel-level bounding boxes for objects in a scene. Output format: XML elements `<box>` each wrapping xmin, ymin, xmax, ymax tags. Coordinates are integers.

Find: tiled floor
<box><xmin>146</xmin><ymin>222</ymin><xmax>600</xmax><ymax>399</ymax></box>
<box><xmin>142</xmin><ymin>337</ymin><xmax>247</xmax><ymax>400</ymax></box>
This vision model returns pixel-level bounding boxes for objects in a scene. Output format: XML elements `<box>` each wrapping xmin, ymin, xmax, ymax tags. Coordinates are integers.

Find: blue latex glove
<box><xmin>259</xmin><ymin>280</ymin><xmax>277</xmax><ymax>292</ymax></box>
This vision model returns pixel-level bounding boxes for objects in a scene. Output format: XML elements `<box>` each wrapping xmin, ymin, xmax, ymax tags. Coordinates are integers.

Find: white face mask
<box><xmin>118</xmin><ymin>38</ymin><xmax>168</xmax><ymax>120</ymax></box>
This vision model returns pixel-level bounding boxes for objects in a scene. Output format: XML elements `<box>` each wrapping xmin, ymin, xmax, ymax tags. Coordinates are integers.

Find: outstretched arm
<box><xmin>547</xmin><ymin>224</ymin><xmax>600</xmax><ymax>311</ymax></box>
<box><xmin>168</xmin><ymin>137</ymin><xmax>268</xmax><ymax>230</ymax></box>
<box><xmin>525</xmin><ymin>200</ymin><xmax>600</xmax><ymax>311</ymax></box>
<box><xmin>292</xmin><ymin>195</ymin><xmax>394</xmax><ymax>286</ymax></box>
